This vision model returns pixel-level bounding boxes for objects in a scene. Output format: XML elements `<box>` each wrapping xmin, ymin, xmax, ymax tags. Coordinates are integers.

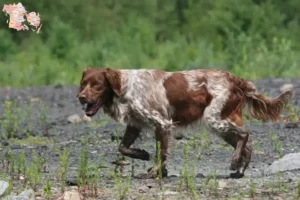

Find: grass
<box><xmin>1</xmin><ymin>101</ymin><xmax>22</xmax><ymax>139</ymax></box>
<box><xmin>58</xmin><ymin>147</ymin><xmax>70</xmax><ymax>193</ymax></box>
<box><xmin>268</xmin><ymin>129</ymin><xmax>282</xmax><ymax>158</ymax></box>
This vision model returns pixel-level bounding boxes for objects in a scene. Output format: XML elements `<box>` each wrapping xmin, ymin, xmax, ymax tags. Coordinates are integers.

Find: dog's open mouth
<box><xmin>82</xmin><ymin>100</ymin><xmax>101</xmax><ymax>116</ymax></box>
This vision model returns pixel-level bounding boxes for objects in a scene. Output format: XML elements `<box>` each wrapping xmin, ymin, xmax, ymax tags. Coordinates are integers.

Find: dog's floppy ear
<box><xmin>105</xmin><ymin>68</ymin><xmax>122</xmax><ymax>97</ymax></box>
<box><xmin>80</xmin><ymin>67</ymin><xmax>92</xmax><ymax>80</ymax></box>
<box><xmin>82</xmin><ymin>67</ymin><xmax>92</xmax><ymax>75</ymax></box>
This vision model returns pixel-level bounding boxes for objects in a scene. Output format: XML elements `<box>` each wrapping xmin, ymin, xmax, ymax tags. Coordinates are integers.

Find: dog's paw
<box><xmin>229</xmin><ymin>171</ymin><xmax>244</xmax><ymax>179</ymax></box>
<box><xmin>230</xmin><ymin>157</ymin><xmax>242</xmax><ymax>171</ymax></box>
<box><xmin>147</xmin><ymin>165</ymin><xmax>168</xmax><ymax>178</ymax></box>
<box><xmin>136</xmin><ymin>149</ymin><xmax>150</xmax><ymax>161</ymax></box>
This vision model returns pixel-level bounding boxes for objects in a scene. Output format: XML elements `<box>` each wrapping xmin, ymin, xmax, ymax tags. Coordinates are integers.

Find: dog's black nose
<box><xmin>78</xmin><ymin>94</ymin><xmax>87</xmax><ymax>103</ymax></box>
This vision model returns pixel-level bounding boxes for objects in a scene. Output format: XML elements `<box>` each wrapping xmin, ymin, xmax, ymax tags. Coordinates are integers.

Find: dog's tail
<box><xmin>234</xmin><ymin>77</ymin><xmax>293</xmax><ymax>122</ymax></box>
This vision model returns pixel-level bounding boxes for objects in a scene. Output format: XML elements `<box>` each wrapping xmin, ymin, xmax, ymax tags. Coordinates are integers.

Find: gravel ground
<box><xmin>0</xmin><ymin>78</ymin><xmax>299</xmax><ymax>199</ymax></box>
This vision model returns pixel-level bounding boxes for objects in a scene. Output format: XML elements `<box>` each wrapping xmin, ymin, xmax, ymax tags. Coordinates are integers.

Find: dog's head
<box><xmin>77</xmin><ymin>67</ymin><xmax>121</xmax><ymax>117</ymax></box>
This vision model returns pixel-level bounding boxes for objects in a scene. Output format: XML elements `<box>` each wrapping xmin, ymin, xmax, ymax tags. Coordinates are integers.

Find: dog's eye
<box><xmin>94</xmin><ymin>85</ymin><xmax>102</xmax><ymax>90</ymax></box>
<box><xmin>81</xmin><ymin>80</ymin><xmax>87</xmax><ymax>87</ymax></box>
<box><xmin>80</xmin><ymin>83</ymin><xmax>86</xmax><ymax>88</ymax></box>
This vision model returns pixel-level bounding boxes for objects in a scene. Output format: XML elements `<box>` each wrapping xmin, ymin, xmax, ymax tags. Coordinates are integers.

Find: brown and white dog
<box><xmin>77</xmin><ymin>67</ymin><xmax>293</xmax><ymax>178</ymax></box>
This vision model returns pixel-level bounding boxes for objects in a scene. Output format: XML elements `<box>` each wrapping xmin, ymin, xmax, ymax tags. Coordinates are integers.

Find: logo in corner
<box><xmin>2</xmin><ymin>2</ymin><xmax>42</xmax><ymax>33</ymax></box>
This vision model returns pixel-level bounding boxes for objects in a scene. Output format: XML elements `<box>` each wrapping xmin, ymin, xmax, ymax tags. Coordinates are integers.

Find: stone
<box><xmin>65</xmin><ymin>176</ymin><xmax>78</xmax><ymax>186</ymax></box>
<box><xmin>63</xmin><ymin>191</ymin><xmax>82</xmax><ymax>200</ymax></box>
<box><xmin>0</xmin><ymin>181</ymin><xmax>9</xmax><ymax>197</ymax></box>
<box><xmin>82</xmin><ymin>114</ymin><xmax>92</xmax><ymax>122</ymax></box>
<box><xmin>265</xmin><ymin>152</ymin><xmax>300</xmax><ymax>175</ymax></box>
<box><xmin>158</xmin><ymin>191</ymin><xmax>178</xmax><ymax>195</ymax></box>
<box><xmin>5</xmin><ymin>189</ymin><xmax>35</xmax><ymax>200</ymax></box>
<box><xmin>285</xmin><ymin>122</ymin><xmax>299</xmax><ymax>128</ymax></box>
<box><xmin>218</xmin><ymin>180</ymin><xmax>227</xmax><ymax>189</ymax></box>
<box><xmin>67</xmin><ymin>114</ymin><xmax>82</xmax><ymax>124</ymax></box>
<box><xmin>196</xmin><ymin>173</ymin><xmax>205</xmax><ymax>178</ymax></box>
<box><xmin>138</xmin><ymin>185</ymin><xmax>150</xmax><ymax>193</ymax></box>
<box><xmin>18</xmin><ymin>189</ymin><xmax>35</xmax><ymax>200</ymax></box>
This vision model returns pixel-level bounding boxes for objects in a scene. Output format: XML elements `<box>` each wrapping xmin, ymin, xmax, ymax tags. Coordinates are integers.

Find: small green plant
<box><xmin>86</xmin><ymin>162</ymin><xmax>100</xmax><ymax>197</ymax></box>
<box><xmin>59</xmin><ymin>147</ymin><xmax>70</xmax><ymax>192</ymax></box>
<box><xmin>6</xmin><ymin>177</ymin><xmax>13</xmax><ymax>196</ymax></box>
<box><xmin>182</xmin><ymin>144</ymin><xmax>198</xmax><ymax>199</ymax></box>
<box><xmin>38</xmin><ymin>101</ymin><xmax>49</xmax><ymax>135</ymax></box>
<box><xmin>26</xmin><ymin>150</ymin><xmax>43</xmax><ymax>191</ymax></box>
<box><xmin>6</xmin><ymin>149</ymin><xmax>15</xmax><ymax>174</ymax></box>
<box><xmin>77</xmin><ymin>141</ymin><xmax>88</xmax><ymax>187</ymax></box>
<box><xmin>249</xmin><ymin>179</ymin><xmax>255</xmax><ymax>199</ymax></box>
<box><xmin>1</xmin><ymin>101</ymin><xmax>22</xmax><ymax>139</ymax></box>
<box><xmin>111</xmin><ymin>169</ymin><xmax>131</xmax><ymax>200</ymax></box>
<box><xmin>276</xmin><ymin>171</ymin><xmax>289</xmax><ymax>192</ymax></box>
<box><xmin>177</xmin><ymin>169</ymin><xmax>183</xmax><ymax>192</ymax></box>
<box><xmin>22</xmin><ymin>101</ymin><xmax>34</xmax><ymax>136</ymax></box>
<box><xmin>16</xmin><ymin>149</ymin><xmax>26</xmax><ymax>175</ymax></box>
<box><xmin>268</xmin><ymin>129</ymin><xmax>281</xmax><ymax>158</ymax></box>
<box><xmin>86</xmin><ymin>154</ymin><xmax>107</xmax><ymax>197</ymax></box>
<box><xmin>204</xmin><ymin>171</ymin><xmax>218</xmax><ymax>197</ymax></box>
<box><xmin>285</xmin><ymin>103</ymin><xmax>300</xmax><ymax>122</ymax></box>
<box><xmin>43</xmin><ymin>178</ymin><xmax>52</xmax><ymax>199</ymax></box>
<box><xmin>199</xmin><ymin>129</ymin><xmax>210</xmax><ymax>149</ymax></box>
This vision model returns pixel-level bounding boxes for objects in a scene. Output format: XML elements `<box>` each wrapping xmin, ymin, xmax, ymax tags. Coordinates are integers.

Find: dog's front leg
<box><xmin>118</xmin><ymin>125</ymin><xmax>150</xmax><ymax>161</ymax></box>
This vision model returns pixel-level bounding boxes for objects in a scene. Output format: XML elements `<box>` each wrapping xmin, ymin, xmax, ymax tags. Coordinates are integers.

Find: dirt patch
<box><xmin>0</xmin><ymin>78</ymin><xmax>299</xmax><ymax>199</ymax></box>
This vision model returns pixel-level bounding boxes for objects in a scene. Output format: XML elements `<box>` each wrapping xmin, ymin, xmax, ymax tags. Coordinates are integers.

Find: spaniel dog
<box><xmin>77</xmin><ymin>67</ymin><xmax>293</xmax><ymax>178</ymax></box>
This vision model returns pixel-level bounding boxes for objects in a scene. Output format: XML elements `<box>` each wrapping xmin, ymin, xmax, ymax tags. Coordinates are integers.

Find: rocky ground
<box><xmin>0</xmin><ymin>78</ymin><xmax>299</xmax><ymax>200</ymax></box>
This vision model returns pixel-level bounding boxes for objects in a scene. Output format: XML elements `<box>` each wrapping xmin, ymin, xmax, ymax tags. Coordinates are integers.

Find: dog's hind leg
<box><xmin>118</xmin><ymin>125</ymin><xmax>150</xmax><ymax>161</ymax></box>
<box><xmin>224</xmin><ymin>112</ymin><xmax>252</xmax><ymax>178</ymax></box>
<box><xmin>203</xmin><ymin>99</ymin><xmax>251</xmax><ymax>178</ymax></box>
<box><xmin>221</xmin><ymin>128</ymin><xmax>250</xmax><ymax>178</ymax></box>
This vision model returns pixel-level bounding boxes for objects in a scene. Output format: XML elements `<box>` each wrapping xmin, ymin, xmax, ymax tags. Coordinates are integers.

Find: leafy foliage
<box><xmin>0</xmin><ymin>0</ymin><xmax>299</xmax><ymax>86</ymax></box>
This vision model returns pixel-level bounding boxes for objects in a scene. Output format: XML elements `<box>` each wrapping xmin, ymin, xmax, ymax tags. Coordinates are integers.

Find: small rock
<box><xmin>9</xmin><ymin>189</ymin><xmax>35</xmax><ymax>200</ymax></box>
<box><xmin>11</xmin><ymin>145</ymin><xmax>22</xmax><ymax>150</ymax></box>
<box><xmin>283</xmin><ymin>171</ymin><xmax>297</xmax><ymax>182</ymax></box>
<box><xmin>265</xmin><ymin>152</ymin><xmax>300</xmax><ymax>175</ymax></box>
<box><xmin>158</xmin><ymin>191</ymin><xmax>178</xmax><ymax>195</ymax></box>
<box><xmin>65</xmin><ymin>177</ymin><xmax>78</xmax><ymax>186</ymax></box>
<box><xmin>285</xmin><ymin>122</ymin><xmax>299</xmax><ymax>128</ymax></box>
<box><xmin>30</xmin><ymin>98</ymin><xmax>40</xmax><ymax>102</ymax></box>
<box><xmin>2</xmin><ymin>141</ymin><xmax>9</xmax><ymax>146</ymax></box>
<box><xmin>280</xmin><ymin>83</ymin><xmax>294</xmax><ymax>93</ymax></box>
<box><xmin>63</xmin><ymin>191</ymin><xmax>82</xmax><ymax>200</ymax></box>
<box><xmin>0</xmin><ymin>181</ymin><xmax>9</xmax><ymax>197</ymax></box>
<box><xmin>138</xmin><ymin>185</ymin><xmax>150</xmax><ymax>193</ymax></box>
<box><xmin>35</xmin><ymin>197</ymin><xmax>46</xmax><ymax>200</ymax></box>
<box><xmin>196</xmin><ymin>173</ymin><xmax>205</xmax><ymax>178</ymax></box>
<box><xmin>67</xmin><ymin>114</ymin><xmax>82</xmax><ymax>124</ymax></box>
<box><xmin>173</xmin><ymin>131</ymin><xmax>186</xmax><ymax>140</ymax></box>
<box><xmin>218</xmin><ymin>180</ymin><xmax>227</xmax><ymax>189</ymax></box>
<box><xmin>82</xmin><ymin>114</ymin><xmax>92</xmax><ymax>122</ymax></box>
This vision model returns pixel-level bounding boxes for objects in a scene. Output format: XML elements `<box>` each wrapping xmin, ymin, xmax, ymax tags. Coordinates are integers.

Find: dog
<box><xmin>77</xmin><ymin>67</ymin><xmax>293</xmax><ymax>178</ymax></box>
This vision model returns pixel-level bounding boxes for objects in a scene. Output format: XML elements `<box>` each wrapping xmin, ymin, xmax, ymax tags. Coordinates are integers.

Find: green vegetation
<box><xmin>0</xmin><ymin>0</ymin><xmax>300</xmax><ymax>87</ymax></box>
